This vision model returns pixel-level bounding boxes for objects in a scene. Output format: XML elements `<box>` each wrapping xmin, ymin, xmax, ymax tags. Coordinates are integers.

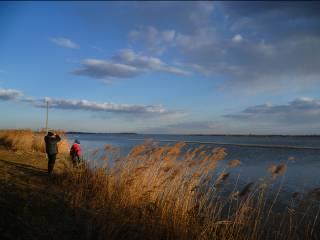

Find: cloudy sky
<box><xmin>1</xmin><ymin>1</ymin><xmax>320</xmax><ymax>134</ymax></box>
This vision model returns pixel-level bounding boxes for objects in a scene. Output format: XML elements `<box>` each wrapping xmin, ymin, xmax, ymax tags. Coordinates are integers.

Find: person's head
<box><xmin>47</xmin><ymin>131</ymin><xmax>54</xmax><ymax>136</ymax></box>
<box><xmin>75</xmin><ymin>139</ymin><xmax>80</xmax><ymax>144</ymax></box>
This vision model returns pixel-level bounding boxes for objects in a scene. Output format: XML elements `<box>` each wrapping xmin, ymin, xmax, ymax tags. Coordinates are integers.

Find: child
<box><xmin>70</xmin><ymin>139</ymin><xmax>82</xmax><ymax>166</ymax></box>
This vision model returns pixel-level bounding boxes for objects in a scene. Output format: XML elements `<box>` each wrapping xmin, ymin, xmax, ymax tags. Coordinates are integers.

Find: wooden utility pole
<box><xmin>45</xmin><ymin>100</ymin><xmax>49</xmax><ymax>134</ymax></box>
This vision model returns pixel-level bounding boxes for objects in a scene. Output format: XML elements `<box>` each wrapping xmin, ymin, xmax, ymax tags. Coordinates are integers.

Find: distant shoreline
<box><xmin>66</xmin><ymin>132</ymin><xmax>320</xmax><ymax>137</ymax></box>
<box><xmin>67</xmin><ymin>131</ymin><xmax>138</xmax><ymax>135</ymax></box>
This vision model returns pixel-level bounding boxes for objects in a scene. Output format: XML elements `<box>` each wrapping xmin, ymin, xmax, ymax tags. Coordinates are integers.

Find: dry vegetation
<box><xmin>0</xmin><ymin>129</ymin><xmax>69</xmax><ymax>153</ymax></box>
<box><xmin>1</xmin><ymin>130</ymin><xmax>319</xmax><ymax>239</ymax></box>
<box><xmin>55</xmin><ymin>140</ymin><xmax>320</xmax><ymax>240</ymax></box>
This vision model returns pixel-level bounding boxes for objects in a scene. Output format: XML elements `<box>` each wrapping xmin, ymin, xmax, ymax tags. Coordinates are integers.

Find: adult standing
<box><xmin>44</xmin><ymin>131</ymin><xmax>61</xmax><ymax>174</ymax></box>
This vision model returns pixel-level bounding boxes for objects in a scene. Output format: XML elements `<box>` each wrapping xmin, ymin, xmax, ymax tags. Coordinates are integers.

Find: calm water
<box><xmin>66</xmin><ymin>133</ymin><xmax>320</xmax><ymax>200</ymax></box>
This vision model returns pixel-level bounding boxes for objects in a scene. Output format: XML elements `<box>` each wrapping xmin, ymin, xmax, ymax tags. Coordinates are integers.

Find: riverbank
<box><xmin>0</xmin><ymin>148</ymin><xmax>87</xmax><ymax>240</ymax></box>
<box><xmin>1</xmin><ymin>139</ymin><xmax>320</xmax><ymax>239</ymax></box>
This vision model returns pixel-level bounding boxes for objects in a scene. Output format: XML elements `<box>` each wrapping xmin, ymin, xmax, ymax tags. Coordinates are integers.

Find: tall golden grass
<box><xmin>57</xmin><ymin>141</ymin><xmax>320</xmax><ymax>240</ymax></box>
<box><xmin>0</xmin><ymin>129</ymin><xmax>69</xmax><ymax>153</ymax></box>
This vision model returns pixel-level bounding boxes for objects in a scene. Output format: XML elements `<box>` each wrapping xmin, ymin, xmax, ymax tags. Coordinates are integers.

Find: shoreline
<box><xmin>66</xmin><ymin>131</ymin><xmax>320</xmax><ymax>137</ymax></box>
<box><xmin>1</xmin><ymin>143</ymin><xmax>320</xmax><ymax>239</ymax></box>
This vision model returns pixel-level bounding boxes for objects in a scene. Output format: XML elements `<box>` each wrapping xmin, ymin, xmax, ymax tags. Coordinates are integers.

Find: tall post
<box><xmin>46</xmin><ymin>100</ymin><xmax>49</xmax><ymax>134</ymax></box>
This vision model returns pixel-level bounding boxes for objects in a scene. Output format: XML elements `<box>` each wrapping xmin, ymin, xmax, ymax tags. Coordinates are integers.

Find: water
<box><xmin>66</xmin><ymin>133</ymin><xmax>320</xmax><ymax>199</ymax></box>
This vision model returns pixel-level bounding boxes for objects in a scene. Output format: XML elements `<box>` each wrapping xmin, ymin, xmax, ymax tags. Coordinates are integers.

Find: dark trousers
<box><xmin>47</xmin><ymin>154</ymin><xmax>56</xmax><ymax>174</ymax></box>
<box><xmin>72</xmin><ymin>155</ymin><xmax>80</xmax><ymax>166</ymax></box>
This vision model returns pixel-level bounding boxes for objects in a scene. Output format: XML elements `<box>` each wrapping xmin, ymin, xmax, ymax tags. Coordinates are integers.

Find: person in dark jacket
<box><xmin>44</xmin><ymin>131</ymin><xmax>61</xmax><ymax>174</ymax></box>
<box><xmin>70</xmin><ymin>139</ymin><xmax>82</xmax><ymax>166</ymax></box>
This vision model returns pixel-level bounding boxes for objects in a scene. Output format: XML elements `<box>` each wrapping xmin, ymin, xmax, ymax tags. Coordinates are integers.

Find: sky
<box><xmin>1</xmin><ymin>1</ymin><xmax>320</xmax><ymax>134</ymax></box>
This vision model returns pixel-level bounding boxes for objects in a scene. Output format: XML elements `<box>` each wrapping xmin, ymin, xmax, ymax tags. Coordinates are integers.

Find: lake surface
<box><xmin>66</xmin><ymin>133</ymin><xmax>320</xmax><ymax>200</ymax></box>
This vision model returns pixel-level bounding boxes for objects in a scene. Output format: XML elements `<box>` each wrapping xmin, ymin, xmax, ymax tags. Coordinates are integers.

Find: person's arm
<box><xmin>55</xmin><ymin>134</ymin><xmax>61</xmax><ymax>142</ymax></box>
<box><xmin>70</xmin><ymin>145</ymin><xmax>74</xmax><ymax>157</ymax></box>
<box><xmin>76</xmin><ymin>145</ymin><xmax>81</xmax><ymax>157</ymax></box>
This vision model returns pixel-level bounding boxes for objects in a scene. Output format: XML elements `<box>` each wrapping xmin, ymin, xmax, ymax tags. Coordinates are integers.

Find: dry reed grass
<box><xmin>268</xmin><ymin>163</ymin><xmax>287</xmax><ymax>180</ymax></box>
<box><xmin>55</xmin><ymin>141</ymin><xmax>320</xmax><ymax>240</ymax></box>
<box><xmin>0</xmin><ymin>129</ymin><xmax>69</xmax><ymax>153</ymax></box>
<box><xmin>228</xmin><ymin>159</ymin><xmax>241</xmax><ymax>167</ymax></box>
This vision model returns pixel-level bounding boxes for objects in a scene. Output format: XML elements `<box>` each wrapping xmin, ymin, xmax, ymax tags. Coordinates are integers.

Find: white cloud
<box><xmin>115</xmin><ymin>49</ymin><xmax>163</xmax><ymax>69</ymax></box>
<box><xmin>73</xmin><ymin>59</ymin><xmax>141</xmax><ymax>79</ymax></box>
<box><xmin>50</xmin><ymin>37</ymin><xmax>79</xmax><ymax>49</ymax></box>
<box><xmin>188</xmin><ymin>1</ymin><xmax>215</xmax><ymax>28</ymax></box>
<box><xmin>173</xmin><ymin>32</ymin><xmax>320</xmax><ymax>93</ymax></box>
<box><xmin>0</xmin><ymin>87</ymin><xmax>183</xmax><ymax>120</ymax></box>
<box><xmin>22</xmin><ymin>96</ymin><xmax>36</xmax><ymax>103</ymax></box>
<box><xmin>175</xmin><ymin>28</ymin><xmax>218</xmax><ymax>51</ymax></box>
<box><xmin>124</xmin><ymin>1</ymin><xmax>215</xmax><ymax>58</ymax></box>
<box><xmin>232</xmin><ymin>34</ymin><xmax>243</xmax><ymax>43</ymax></box>
<box><xmin>129</xmin><ymin>26</ymin><xmax>176</xmax><ymax>55</ymax></box>
<box><xmin>224</xmin><ymin>97</ymin><xmax>320</xmax><ymax>125</ymax></box>
<box><xmin>128</xmin><ymin>3</ymin><xmax>320</xmax><ymax>93</ymax></box>
<box><xmin>158</xmin><ymin>66</ymin><xmax>190</xmax><ymax>76</ymax></box>
<box><xmin>29</xmin><ymin>97</ymin><xmax>186</xmax><ymax>121</ymax></box>
<box><xmin>115</xmin><ymin>49</ymin><xmax>190</xmax><ymax>75</ymax></box>
<box><xmin>33</xmin><ymin>97</ymin><xmax>168</xmax><ymax>114</ymax></box>
<box><xmin>0</xmin><ymin>88</ymin><xmax>23</xmax><ymax>101</ymax></box>
<box><xmin>73</xmin><ymin>49</ymin><xmax>190</xmax><ymax>80</ymax></box>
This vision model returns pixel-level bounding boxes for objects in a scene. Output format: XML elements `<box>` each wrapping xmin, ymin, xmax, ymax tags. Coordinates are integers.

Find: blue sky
<box><xmin>1</xmin><ymin>1</ymin><xmax>320</xmax><ymax>134</ymax></box>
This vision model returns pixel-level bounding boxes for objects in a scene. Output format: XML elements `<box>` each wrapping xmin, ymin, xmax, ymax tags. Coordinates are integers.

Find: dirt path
<box><xmin>0</xmin><ymin>148</ymin><xmax>86</xmax><ymax>240</ymax></box>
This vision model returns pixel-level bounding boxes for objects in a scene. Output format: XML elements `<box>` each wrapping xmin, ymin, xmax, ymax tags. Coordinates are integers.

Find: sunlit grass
<box><xmin>1</xmin><ymin>130</ymin><xmax>319</xmax><ymax>239</ymax></box>
<box><xmin>56</xmin><ymin>140</ymin><xmax>320</xmax><ymax>240</ymax></box>
<box><xmin>0</xmin><ymin>129</ymin><xmax>69</xmax><ymax>153</ymax></box>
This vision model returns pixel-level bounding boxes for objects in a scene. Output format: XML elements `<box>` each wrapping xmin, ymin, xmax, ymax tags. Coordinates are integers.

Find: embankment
<box><xmin>1</xmin><ymin>130</ymin><xmax>320</xmax><ymax>239</ymax></box>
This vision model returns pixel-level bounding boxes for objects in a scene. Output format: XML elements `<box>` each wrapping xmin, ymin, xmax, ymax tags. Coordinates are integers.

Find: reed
<box><xmin>0</xmin><ymin>129</ymin><xmax>69</xmax><ymax>153</ymax></box>
<box><xmin>55</xmin><ymin>141</ymin><xmax>320</xmax><ymax>240</ymax></box>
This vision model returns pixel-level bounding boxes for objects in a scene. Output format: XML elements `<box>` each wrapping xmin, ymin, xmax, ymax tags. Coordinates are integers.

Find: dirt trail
<box><xmin>0</xmin><ymin>148</ymin><xmax>86</xmax><ymax>240</ymax></box>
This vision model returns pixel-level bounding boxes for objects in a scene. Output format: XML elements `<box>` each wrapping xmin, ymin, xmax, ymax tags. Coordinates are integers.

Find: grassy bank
<box><xmin>0</xmin><ymin>129</ymin><xmax>69</xmax><ymax>153</ymax></box>
<box><xmin>1</xmin><ymin>130</ymin><xmax>320</xmax><ymax>239</ymax></box>
<box><xmin>0</xmin><ymin>147</ymin><xmax>89</xmax><ymax>239</ymax></box>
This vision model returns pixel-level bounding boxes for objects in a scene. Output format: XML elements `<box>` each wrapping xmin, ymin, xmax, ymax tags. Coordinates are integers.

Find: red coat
<box><xmin>70</xmin><ymin>143</ymin><xmax>81</xmax><ymax>158</ymax></box>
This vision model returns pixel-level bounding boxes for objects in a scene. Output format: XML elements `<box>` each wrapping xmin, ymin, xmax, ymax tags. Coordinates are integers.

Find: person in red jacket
<box><xmin>70</xmin><ymin>139</ymin><xmax>82</xmax><ymax>166</ymax></box>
